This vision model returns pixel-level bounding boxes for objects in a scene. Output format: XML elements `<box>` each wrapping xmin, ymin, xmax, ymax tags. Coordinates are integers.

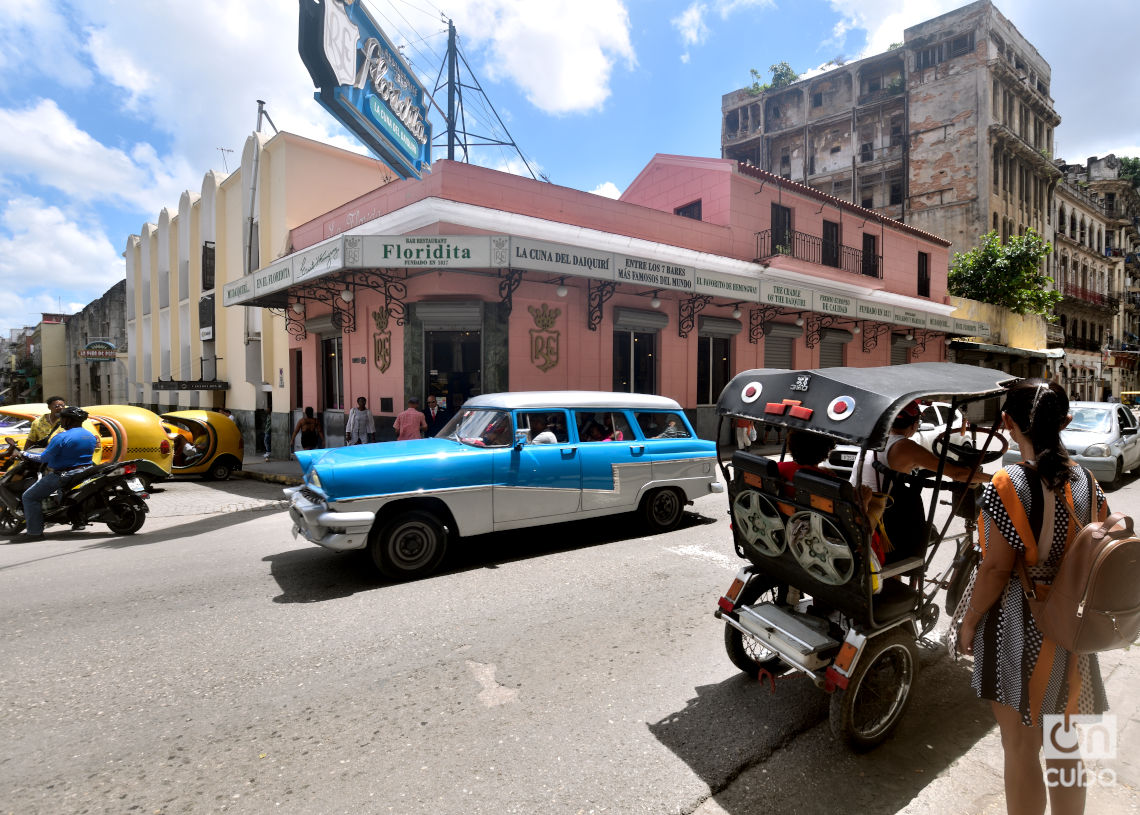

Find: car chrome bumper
<box><xmin>285</xmin><ymin>486</ymin><xmax>375</xmax><ymax>551</ymax></box>
<box><xmin>708</xmin><ymin>481</ymin><xmax>725</xmax><ymax>494</ymax></box>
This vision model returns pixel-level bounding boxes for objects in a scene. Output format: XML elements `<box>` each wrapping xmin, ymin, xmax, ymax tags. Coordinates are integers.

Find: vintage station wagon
<box><xmin>286</xmin><ymin>391</ymin><xmax>723</xmax><ymax>580</ymax></box>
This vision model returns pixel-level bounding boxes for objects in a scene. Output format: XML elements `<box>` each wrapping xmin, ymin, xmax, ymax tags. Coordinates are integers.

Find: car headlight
<box><xmin>308</xmin><ymin>470</ymin><xmax>322</xmax><ymax>488</ymax></box>
<box><xmin>1082</xmin><ymin>444</ymin><xmax>1110</xmax><ymax>457</ymax></box>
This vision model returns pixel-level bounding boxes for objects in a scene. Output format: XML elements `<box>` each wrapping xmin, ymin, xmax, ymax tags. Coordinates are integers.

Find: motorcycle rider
<box><xmin>10</xmin><ymin>406</ymin><xmax>98</xmax><ymax>542</ymax></box>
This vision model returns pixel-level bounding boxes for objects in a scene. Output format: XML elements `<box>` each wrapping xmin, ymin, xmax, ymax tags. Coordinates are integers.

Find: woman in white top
<box><xmin>345</xmin><ymin>396</ymin><xmax>375</xmax><ymax>445</ymax></box>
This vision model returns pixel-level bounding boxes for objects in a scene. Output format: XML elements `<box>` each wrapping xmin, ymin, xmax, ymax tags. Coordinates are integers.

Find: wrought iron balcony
<box><xmin>1062</xmin><ymin>283</ymin><xmax>1119</xmax><ymax>310</ymax></box>
<box><xmin>755</xmin><ymin>228</ymin><xmax>882</xmax><ymax>278</ymax></box>
<box><xmin>1064</xmin><ymin>336</ymin><xmax>1104</xmax><ymax>352</ymax></box>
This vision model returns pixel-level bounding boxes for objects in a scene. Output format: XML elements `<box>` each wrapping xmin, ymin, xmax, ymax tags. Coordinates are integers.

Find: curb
<box><xmin>234</xmin><ymin>469</ymin><xmax>303</xmax><ymax>487</ymax></box>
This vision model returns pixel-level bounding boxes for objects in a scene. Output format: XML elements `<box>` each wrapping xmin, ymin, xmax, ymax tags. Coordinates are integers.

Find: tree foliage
<box><xmin>948</xmin><ymin>230</ymin><xmax>1061</xmax><ymax>317</ymax></box>
<box><xmin>1118</xmin><ymin>156</ymin><xmax>1140</xmax><ymax>189</ymax></box>
<box><xmin>748</xmin><ymin>62</ymin><xmax>799</xmax><ymax>94</ymax></box>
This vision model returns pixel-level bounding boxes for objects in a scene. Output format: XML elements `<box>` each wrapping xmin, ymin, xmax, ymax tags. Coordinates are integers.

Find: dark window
<box><xmin>822</xmin><ymin>220</ymin><xmax>840</xmax><ymax>268</ymax></box>
<box><xmin>917</xmin><ymin>45</ymin><xmax>942</xmax><ymax>70</ymax></box>
<box><xmin>696</xmin><ymin>335</ymin><xmax>732</xmax><ymax>404</ymax></box>
<box><xmin>918</xmin><ymin>252</ymin><xmax>930</xmax><ymax>297</ymax></box>
<box><xmin>771</xmin><ymin>203</ymin><xmax>793</xmax><ymax>251</ymax></box>
<box><xmin>861</xmin><ymin>193</ymin><xmax>874</xmax><ymax>209</ymax></box>
<box><xmin>868</xmin><ymin>77</ymin><xmax>881</xmax><ymax>93</ymax></box>
<box><xmin>613</xmin><ymin>330</ymin><xmax>656</xmax><ymax>394</ymax></box>
<box><xmin>201</xmin><ymin>241</ymin><xmax>215</xmax><ymax>291</ymax></box>
<box><xmin>948</xmin><ymin>32</ymin><xmax>975</xmax><ymax>58</ymax></box>
<box><xmin>889</xmin><ymin>121</ymin><xmax>904</xmax><ymax>147</ymax></box>
<box><xmin>829</xmin><ymin>145</ymin><xmax>841</xmax><ymax>154</ymax></box>
<box><xmin>808</xmin><ymin>156</ymin><xmax>816</xmax><ymax>175</ymax></box>
<box><xmin>860</xmin><ymin>142</ymin><xmax>873</xmax><ymax>163</ymax></box>
<box><xmin>321</xmin><ymin>335</ymin><xmax>344</xmax><ymax>411</ymax></box>
<box><xmin>889</xmin><ymin>181</ymin><xmax>903</xmax><ymax>206</ymax></box>
<box><xmin>812</xmin><ymin>92</ymin><xmax>823</xmax><ymax>107</ymax></box>
<box><xmin>674</xmin><ymin>200</ymin><xmax>702</xmax><ymax>220</ymax></box>
<box><xmin>862</xmin><ymin>233</ymin><xmax>879</xmax><ymax>277</ymax></box>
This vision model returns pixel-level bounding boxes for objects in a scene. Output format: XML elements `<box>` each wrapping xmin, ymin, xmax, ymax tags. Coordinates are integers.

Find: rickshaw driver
<box><xmin>850</xmin><ymin>400</ymin><xmax>990</xmax><ymax>562</ymax></box>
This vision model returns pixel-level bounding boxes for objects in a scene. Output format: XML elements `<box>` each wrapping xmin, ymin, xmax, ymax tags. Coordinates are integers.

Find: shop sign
<box><xmin>222</xmin><ymin>277</ymin><xmax>254</xmax><ymax>307</ymax></box>
<box><xmin>613</xmin><ymin>255</ymin><xmax>694</xmax><ymax>291</ymax></box>
<box><xmin>77</xmin><ymin>340</ymin><xmax>116</xmax><ymax>361</ymax></box>
<box><xmin>856</xmin><ymin>300</ymin><xmax>894</xmax><ymax>321</ymax></box>
<box><xmin>927</xmin><ymin>314</ymin><xmax>953</xmax><ymax>332</ymax></box>
<box><xmin>952</xmin><ymin>317</ymin><xmax>980</xmax><ymax>335</ymax></box>
<box><xmin>254</xmin><ymin>261</ymin><xmax>294</xmax><ymax>298</ymax></box>
<box><xmin>356</xmin><ymin>235</ymin><xmax>494</xmax><ymax>269</ymax></box>
<box><xmin>892</xmin><ymin>307</ymin><xmax>929</xmax><ymax>329</ymax></box>
<box><xmin>152</xmin><ymin>380</ymin><xmax>230</xmax><ymax>391</ymax></box>
<box><xmin>293</xmin><ymin>237</ymin><xmax>344</xmax><ymax>284</ymax></box>
<box><xmin>528</xmin><ymin>304</ymin><xmax>560</xmax><ymax>372</ymax></box>
<box><xmin>509</xmin><ymin>237</ymin><xmax>614</xmax><ymax>281</ymax></box>
<box><xmin>760</xmin><ymin>281</ymin><xmax>811</xmax><ymax>309</ymax></box>
<box><xmin>814</xmin><ymin>291</ymin><xmax>856</xmax><ymax>317</ymax></box>
<box><xmin>298</xmin><ymin>0</ymin><xmax>431</xmax><ymax>179</ymax></box>
<box><xmin>694</xmin><ymin>269</ymin><xmax>760</xmax><ymax>301</ymax></box>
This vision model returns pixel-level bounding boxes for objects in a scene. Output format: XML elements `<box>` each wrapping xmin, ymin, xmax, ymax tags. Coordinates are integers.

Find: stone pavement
<box><xmin>235</xmin><ymin>453</ymin><xmax>304</xmax><ymax>486</ymax></box>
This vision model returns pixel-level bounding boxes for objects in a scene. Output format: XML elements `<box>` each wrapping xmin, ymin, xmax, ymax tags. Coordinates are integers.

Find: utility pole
<box><xmin>446</xmin><ymin>20</ymin><xmax>457</xmax><ymax>161</ymax></box>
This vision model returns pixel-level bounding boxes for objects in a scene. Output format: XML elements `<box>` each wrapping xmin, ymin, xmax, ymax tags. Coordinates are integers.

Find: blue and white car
<box><xmin>1002</xmin><ymin>400</ymin><xmax>1140</xmax><ymax>486</ymax></box>
<box><xmin>286</xmin><ymin>392</ymin><xmax>723</xmax><ymax>580</ymax></box>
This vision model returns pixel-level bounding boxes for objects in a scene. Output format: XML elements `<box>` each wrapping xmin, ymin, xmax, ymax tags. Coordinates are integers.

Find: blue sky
<box><xmin>1</xmin><ymin>0</ymin><xmax>1136</xmax><ymax>335</ymax></box>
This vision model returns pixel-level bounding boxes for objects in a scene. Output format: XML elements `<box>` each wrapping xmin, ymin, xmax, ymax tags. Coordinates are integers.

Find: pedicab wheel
<box><xmin>370</xmin><ymin>510</ymin><xmax>448</xmax><ymax>581</ymax></box>
<box><xmin>106</xmin><ymin>498</ymin><xmax>146</xmax><ymax>535</ymax></box>
<box><xmin>829</xmin><ymin>628</ymin><xmax>918</xmax><ymax>751</ymax></box>
<box><xmin>640</xmin><ymin>487</ymin><xmax>685</xmax><ymax>533</ymax></box>
<box><xmin>724</xmin><ymin>624</ymin><xmax>784</xmax><ymax>677</ymax></box>
<box><xmin>0</xmin><ymin>507</ymin><xmax>24</xmax><ymax>535</ymax></box>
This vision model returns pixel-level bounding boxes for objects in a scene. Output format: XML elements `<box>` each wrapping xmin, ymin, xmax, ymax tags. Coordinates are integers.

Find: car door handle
<box><xmin>629</xmin><ymin>444</ymin><xmax>645</xmax><ymax>455</ymax></box>
<box><xmin>561</xmin><ymin>447</ymin><xmax>577</xmax><ymax>458</ymax></box>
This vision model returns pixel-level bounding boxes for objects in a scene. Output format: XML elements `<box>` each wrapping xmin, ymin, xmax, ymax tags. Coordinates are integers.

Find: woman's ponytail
<box><xmin>1001</xmin><ymin>379</ymin><xmax>1071</xmax><ymax>490</ymax></box>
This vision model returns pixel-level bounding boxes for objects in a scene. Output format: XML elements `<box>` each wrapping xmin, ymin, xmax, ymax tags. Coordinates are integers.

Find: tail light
<box><xmin>160</xmin><ymin>439</ymin><xmax>171</xmax><ymax>456</ymax></box>
<box><xmin>122</xmin><ymin>463</ymin><xmax>137</xmax><ymax>474</ymax></box>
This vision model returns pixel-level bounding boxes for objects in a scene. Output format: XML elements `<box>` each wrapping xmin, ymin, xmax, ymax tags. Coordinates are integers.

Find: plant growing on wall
<box><xmin>948</xmin><ymin>230</ymin><xmax>1061</xmax><ymax>317</ymax></box>
<box><xmin>1119</xmin><ymin>156</ymin><xmax>1140</xmax><ymax>189</ymax></box>
<box><xmin>748</xmin><ymin>62</ymin><xmax>800</xmax><ymax>94</ymax></box>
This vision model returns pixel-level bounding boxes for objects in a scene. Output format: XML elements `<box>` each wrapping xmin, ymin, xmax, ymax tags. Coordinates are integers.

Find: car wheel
<box><xmin>829</xmin><ymin>628</ymin><xmax>918</xmax><ymax>751</ymax></box>
<box><xmin>370</xmin><ymin>510</ymin><xmax>448</xmax><ymax>581</ymax></box>
<box><xmin>207</xmin><ymin>460</ymin><xmax>232</xmax><ymax>481</ymax></box>
<box><xmin>641</xmin><ymin>488</ymin><xmax>685</xmax><ymax>533</ymax></box>
<box><xmin>1109</xmin><ymin>457</ymin><xmax>1123</xmax><ymax>487</ymax></box>
<box><xmin>106</xmin><ymin>498</ymin><xmax>146</xmax><ymax>535</ymax></box>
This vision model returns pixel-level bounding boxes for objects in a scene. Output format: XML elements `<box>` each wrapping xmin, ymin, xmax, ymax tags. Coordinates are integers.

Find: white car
<box><xmin>826</xmin><ymin>402</ymin><xmax>975</xmax><ymax>478</ymax></box>
<box><xmin>1002</xmin><ymin>401</ymin><xmax>1140</xmax><ymax>486</ymax></box>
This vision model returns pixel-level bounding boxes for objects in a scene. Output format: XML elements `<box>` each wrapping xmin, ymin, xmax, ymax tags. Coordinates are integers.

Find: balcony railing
<box><xmin>1065</xmin><ymin>336</ymin><xmax>1103</xmax><ymax>352</ymax></box>
<box><xmin>755</xmin><ymin>228</ymin><xmax>882</xmax><ymax>278</ymax></box>
<box><xmin>1063</xmin><ymin>283</ymin><xmax>1119</xmax><ymax>310</ymax></box>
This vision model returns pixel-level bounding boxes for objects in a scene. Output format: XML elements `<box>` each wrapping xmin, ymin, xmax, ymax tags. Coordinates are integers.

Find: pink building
<box><xmin>226</xmin><ymin>155</ymin><xmax>982</xmax><ymax>439</ymax></box>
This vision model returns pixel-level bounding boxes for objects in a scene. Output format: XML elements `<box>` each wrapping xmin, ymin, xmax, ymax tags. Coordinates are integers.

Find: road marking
<box><xmin>466</xmin><ymin>660</ymin><xmax>519</xmax><ymax>707</ymax></box>
<box><xmin>665</xmin><ymin>543</ymin><xmax>738</xmax><ymax>569</ymax></box>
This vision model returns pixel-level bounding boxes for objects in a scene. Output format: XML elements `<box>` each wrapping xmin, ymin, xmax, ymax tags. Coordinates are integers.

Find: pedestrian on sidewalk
<box><xmin>392</xmin><ymin>397</ymin><xmax>427</xmax><ymax>441</ymax></box>
<box><xmin>345</xmin><ymin>396</ymin><xmax>375</xmax><ymax>445</ymax></box>
<box><xmin>290</xmin><ymin>407</ymin><xmax>324</xmax><ymax>451</ymax></box>
<box><xmin>733</xmin><ymin>417</ymin><xmax>755</xmax><ymax>450</ymax></box>
<box><xmin>958</xmin><ymin>380</ymin><xmax>1110</xmax><ymax>815</ymax></box>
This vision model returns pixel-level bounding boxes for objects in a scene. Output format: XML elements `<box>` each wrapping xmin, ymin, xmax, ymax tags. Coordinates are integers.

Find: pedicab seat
<box><xmin>730</xmin><ymin>450</ymin><xmax>782</xmax><ymax>496</ymax></box>
<box><xmin>871</xmin><ymin>579</ymin><xmax>920</xmax><ymax>621</ymax></box>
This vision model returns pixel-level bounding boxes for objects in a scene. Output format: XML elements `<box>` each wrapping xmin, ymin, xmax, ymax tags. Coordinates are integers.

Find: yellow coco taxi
<box><xmin>82</xmin><ymin>405</ymin><xmax>174</xmax><ymax>485</ymax></box>
<box><xmin>160</xmin><ymin>410</ymin><xmax>244</xmax><ymax>480</ymax></box>
<box><xmin>0</xmin><ymin>404</ymin><xmax>48</xmax><ymax>446</ymax></box>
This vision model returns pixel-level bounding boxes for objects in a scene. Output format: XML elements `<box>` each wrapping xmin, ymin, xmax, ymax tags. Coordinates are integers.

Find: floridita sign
<box><xmin>298</xmin><ymin>0</ymin><xmax>431</xmax><ymax>179</ymax></box>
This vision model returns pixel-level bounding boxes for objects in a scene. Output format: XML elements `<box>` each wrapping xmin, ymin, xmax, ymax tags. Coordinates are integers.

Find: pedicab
<box><xmin>713</xmin><ymin>362</ymin><xmax>1010</xmax><ymax>749</ymax></box>
<box><xmin>160</xmin><ymin>410</ymin><xmax>244</xmax><ymax>480</ymax></box>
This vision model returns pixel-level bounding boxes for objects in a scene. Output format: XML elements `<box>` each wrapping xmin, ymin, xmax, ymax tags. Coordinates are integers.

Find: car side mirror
<box><xmin>514</xmin><ymin>429</ymin><xmax>529</xmax><ymax>448</ymax></box>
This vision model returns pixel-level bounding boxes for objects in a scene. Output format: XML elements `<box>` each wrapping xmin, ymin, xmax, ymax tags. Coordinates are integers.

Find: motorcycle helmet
<box><xmin>59</xmin><ymin>406</ymin><xmax>89</xmax><ymax>424</ymax></box>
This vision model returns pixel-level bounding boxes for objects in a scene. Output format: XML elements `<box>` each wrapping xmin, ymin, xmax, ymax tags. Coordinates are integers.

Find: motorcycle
<box><xmin>0</xmin><ymin>441</ymin><xmax>151</xmax><ymax>537</ymax></box>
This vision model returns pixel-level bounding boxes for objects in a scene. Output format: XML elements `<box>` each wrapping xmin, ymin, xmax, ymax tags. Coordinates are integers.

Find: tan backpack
<box><xmin>1017</xmin><ymin>471</ymin><xmax>1140</xmax><ymax>654</ymax></box>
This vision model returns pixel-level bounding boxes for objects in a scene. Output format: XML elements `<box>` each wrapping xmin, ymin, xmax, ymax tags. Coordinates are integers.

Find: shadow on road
<box><xmin>650</xmin><ymin>644</ymin><xmax>995</xmax><ymax>815</ymax></box>
<box><xmin>263</xmin><ymin>508</ymin><xmax>718</xmax><ymax>603</ymax></box>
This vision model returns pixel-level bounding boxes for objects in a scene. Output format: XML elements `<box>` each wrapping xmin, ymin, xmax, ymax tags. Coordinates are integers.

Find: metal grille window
<box><xmin>917</xmin><ymin>45</ymin><xmax>942</xmax><ymax>70</ymax></box>
<box><xmin>613</xmin><ymin>331</ymin><xmax>656</xmax><ymax>394</ymax></box>
<box><xmin>696</xmin><ymin>335</ymin><xmax>731</xmax><ymax>405</ymax></box>
<box><xmin>918</xmin><ymin>252</ymin><xmax>931</xmax><ymax>297</ymax></box>
<box><xmin>674</xmin><ymin>200</ymin><xmax>702</xmax><ymax>221</ymax></box>
<box><xmin>202</xmin><ymin>241</ymin><xmax>215</xmax><ymax>291</ymax></box>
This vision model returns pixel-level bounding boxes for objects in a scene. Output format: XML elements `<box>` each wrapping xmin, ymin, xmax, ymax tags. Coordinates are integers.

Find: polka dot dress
<box><xmin>970</xmin><ymin>463</ymin><xmax>1109</xmax><ymax>727</ymax></box>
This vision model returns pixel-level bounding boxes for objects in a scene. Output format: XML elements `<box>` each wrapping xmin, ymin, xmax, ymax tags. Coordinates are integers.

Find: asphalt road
<box><xmin>2</xmin><ymin>470</ymin><xmax>1137</xmax><ymax>815</ymax></box>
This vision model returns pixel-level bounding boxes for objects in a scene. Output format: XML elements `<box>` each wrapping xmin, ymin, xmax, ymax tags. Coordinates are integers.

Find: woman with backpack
<box><xmin>957</xmin><ymin>379</ymin><xmax>1110</xmax><ymax>815</ymax></box>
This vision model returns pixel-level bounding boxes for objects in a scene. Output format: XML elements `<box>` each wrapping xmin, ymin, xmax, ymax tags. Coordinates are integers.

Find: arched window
<box><xmin>1057</xmin><ymin>204</ymin><xmax>1066</xmax><ymax>235</ymax></box>
<box><xmin>1070</xmin><ymin>212</ymin><xmax>1077</xmax><ymax>237</ymax></box>
<box><xmin>1079</xmin><ymin>217</ymin><xmax>1087</xmax><ymax>245</ymax></box>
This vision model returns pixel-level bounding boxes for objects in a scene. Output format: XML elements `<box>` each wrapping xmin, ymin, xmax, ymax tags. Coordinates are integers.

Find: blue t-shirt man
<box><xmin>16</xmin><ymin>411</ymin><xmax>98</xmax><ymax>541</ymax></box>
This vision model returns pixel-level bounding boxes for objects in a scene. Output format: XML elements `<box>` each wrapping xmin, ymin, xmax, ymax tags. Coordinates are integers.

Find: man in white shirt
<box><xmin>345</xmin><ymin>396</ymin><xmax>375</xmax><ymax>445</ymax></box>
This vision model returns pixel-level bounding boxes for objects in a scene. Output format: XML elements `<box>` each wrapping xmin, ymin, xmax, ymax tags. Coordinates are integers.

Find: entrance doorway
<box><xmin>425</xmin><ymin>330</ymin><xmax>481</xmax><ymax>413</ymax></box>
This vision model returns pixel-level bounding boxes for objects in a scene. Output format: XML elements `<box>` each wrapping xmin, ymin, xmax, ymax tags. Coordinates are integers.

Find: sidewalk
<box><xmin>235</xmin><ymin>453</ymin><xmax>304</xmax><ymax>486</ymax></box>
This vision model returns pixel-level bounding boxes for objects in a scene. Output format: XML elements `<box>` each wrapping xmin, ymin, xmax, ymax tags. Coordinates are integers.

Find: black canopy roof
<box><xmin>717</xmin><ymin>362</ymin><xmax>1017</xmax><ymax>450</ymax></box>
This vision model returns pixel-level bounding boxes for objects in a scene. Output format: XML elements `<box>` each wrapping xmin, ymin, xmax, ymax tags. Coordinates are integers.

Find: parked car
<box><xmin>826</xmin><ymin>401</ymin><xmax>974</xmax><ymax>478</ymax></box>
<box><xmin>286</xmin><ymin>391</ymin><xmax>723</xmax><ymax>580</ymax></box>
<box><xmin>1001</xmin><ymin>400</ymin><xmax>1140</xmax><ymax>486</ymax></box>
<box><xmin>161</xmin><ymin>410</ymin><xmax>244</xmax><ymax>480</ymax></box>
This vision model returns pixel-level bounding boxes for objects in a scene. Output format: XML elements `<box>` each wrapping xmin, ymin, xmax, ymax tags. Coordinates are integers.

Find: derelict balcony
<box><xmin>1062</xmin><ymin>283</ymin><xmax>1119</xmax><ymax>311</ymax></box>
<box><xmin>755</xmin><ymin>228</ymin><xmax>882</xmax><ymax>278</ymax></box>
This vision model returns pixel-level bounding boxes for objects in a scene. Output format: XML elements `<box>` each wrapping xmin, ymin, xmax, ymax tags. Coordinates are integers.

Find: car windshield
<box><xmin>441</xmin><ymin>408</ymin><xmax>514</xmax><ymax>447</ymax></box>
<box><xmin>1067</xmin><ymin>408</ymin><xmax>1113</xmax><ymax>434</ymax></box>
<box><xmin>0</xmin><ymin>415</ymin><xmax>30</xmax><ymax>430</ymax></box>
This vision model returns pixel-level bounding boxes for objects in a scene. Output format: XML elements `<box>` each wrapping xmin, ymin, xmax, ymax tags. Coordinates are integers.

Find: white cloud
<box><xmin>672</xmin><ymin>3</ymin><xmax>710</xmax><ymax>48</ymax></box>
<box><xmin>446</xmin><ymin>0</ymin><xmax>636</xmax><ymax>115</ymax></box>
<box><xmin>84</xmin><ymin>28</ymin><xmax>155</xmax><ymax>110</ymax></box>
<box><xmin>0</xmin><ymin>197</ymin><xmax>123</xmax><ymax>331</ymax></box>
<box><xmin>590</xmin><ymin>182</ymin><xmax>622</xmax><ymax>199</ymax></box>
<box><xmin>0</xmin><ymin>0</ymin><xmax>93</xmax><ymax>90</ymax></box>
